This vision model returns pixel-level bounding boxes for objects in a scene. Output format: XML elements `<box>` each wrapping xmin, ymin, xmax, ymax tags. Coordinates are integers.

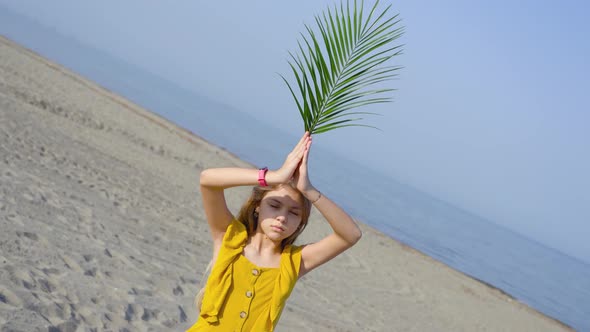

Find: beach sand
<box><xmin>0</xmin><ymin>35</ymin><xmax>573</xmax><ymax>331</ymax></box>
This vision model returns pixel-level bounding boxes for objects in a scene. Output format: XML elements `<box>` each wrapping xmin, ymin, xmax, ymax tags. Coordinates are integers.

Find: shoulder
<box><xmin>213</xmin><ymin>219</ymin><xmax>248</xmax><ymax>260</ymax></box>
<box><xmin>221</xmin><ymin>219</ymin><xmax>248</xmax><ymax>248</ymax></box>
<box><xmin>281</xmin><ymin>244</ymin><xmax>303</xmax><ymax>276</ymax></box>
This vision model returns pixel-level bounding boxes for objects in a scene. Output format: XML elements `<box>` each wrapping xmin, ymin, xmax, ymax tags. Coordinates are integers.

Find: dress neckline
<box><xmin>239</xmin><ymin>252</ymin><xmax>280</xmax><ymax>270</ymax></box>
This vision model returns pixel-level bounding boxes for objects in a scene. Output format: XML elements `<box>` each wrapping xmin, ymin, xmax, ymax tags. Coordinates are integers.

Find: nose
<box><xmin>276</xmin><ymin>212</ymin><xmax>287</xmax><ymax>223</ymax></box>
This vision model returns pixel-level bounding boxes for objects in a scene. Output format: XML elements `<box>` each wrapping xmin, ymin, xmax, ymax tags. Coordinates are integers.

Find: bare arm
<box><xmin>199</xmin><ymin>167</ymin><xmax>258</xmax><ymax>245</ymax></box>
<box><xmin>298</xmin><ymin>188</ymin><xmax>362</xmax><ymax>277</ymax></box>
<box><xmin>293</xmin><ymin>140</ymin><xmax>362</xmax><ymax>278</ymax></box>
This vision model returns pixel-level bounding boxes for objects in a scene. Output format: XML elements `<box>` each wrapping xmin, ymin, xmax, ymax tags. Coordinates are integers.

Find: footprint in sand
<box><xmin>141</xmin><ymin>307</ymin><xmax>161</xmax><ymax>321</ymax></box>
<box><xmin>5</xmin><ymin>212</ymin><xmax>24</xmax><ymax>227</ymax></box>
<box><xmin>84</xmin><ymin>268</ymin><xmax>98</xmax><ymax>277</ymax></box>
<box><xmin>1</xmin><ymin>169</ymin><xmax>14</xmax><ymax>180</ymax></box>
<box><xmin>128</xmin><ymin>287</ymin><xmax>153</xmax><ymax>297</ymax></box>
<box><xmin>124</xmin><ymin>303</ymin><xmax>141</xmax><ymax>322</ymax></box>
<box><xmin>178</xmin><ymin>305</ymin><xmax>188</xmax><ymax>323</ymax></box>
<box><xmin>16</xmin><ymin>230</ymin><xmax>38</xmax><ymax>242</ymax></box>
<box><xmin>172</xmin><ymin>285</ymin><xmax>184</xmax><ymax>296</ymax></box>
<box><xmin>48</xmin><ymin>320</ymin><xmax>79</xmax><ymax>332</ymax></box>
<box><xmin>41</xmin><ymin>267</ymin><xmax>62</xmax><ymax>279</ymax></box>
<box><xmin>16</xmin><ymin>230</ymin><xmax>51</xmax><ymax>247</ymax></box>
<box><xmin>5</xmin><ymin>265</ymin><xmax>36</xmax><ymax>293</ymax></box>
<box><xmin>59</xmin><ymin>254</ymin><xmax>83</xmax><ymax>273</ymax></box>
<box><xmin>0</xmin><ymin>285</ymin><xmax>23</xmax><ymax>307</ymax></box>
<box><xmin>98</xmin><ymin>188</ymin><xmax>110</xmax><ymax>200</ymax></box>
<box><xmin>36</xmin><ymin>277</ymin><xmax>57</xmax><ymax>294</ymax></box>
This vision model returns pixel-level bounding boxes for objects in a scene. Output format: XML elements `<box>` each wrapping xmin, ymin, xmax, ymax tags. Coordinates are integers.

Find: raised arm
<box><xmin>294</xmin><ymin>139</ymin><xmax>362</xmax><ymax>278</ymax></box>
<box><xmin>199</xmin><ymin>132</ymin><xmax>311</xmax><ymax>245</ymax></box>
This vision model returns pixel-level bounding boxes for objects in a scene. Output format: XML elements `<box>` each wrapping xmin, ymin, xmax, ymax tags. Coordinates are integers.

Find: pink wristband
<box><xmin>258</xmin><ymin>167</ymin><xmax>268</xmax><ymax>186</ymax></box>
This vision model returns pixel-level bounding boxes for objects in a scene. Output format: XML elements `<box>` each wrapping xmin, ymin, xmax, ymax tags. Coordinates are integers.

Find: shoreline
<box><xmin>0</xmin><ymin>34</ymin><xmax>574</xmax><ymax>331</ymax></box>
<box><xmin>361</xmin><ymin>223</ymin><xmax>574</xmax><ymax>331</ymax></box>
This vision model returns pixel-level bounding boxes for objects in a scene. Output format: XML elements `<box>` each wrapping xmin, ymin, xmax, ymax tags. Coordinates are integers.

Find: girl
<box><xmin>187</xmin><ymin>132</ymin><xmax>362</xmax><ymax>331</ymax></box>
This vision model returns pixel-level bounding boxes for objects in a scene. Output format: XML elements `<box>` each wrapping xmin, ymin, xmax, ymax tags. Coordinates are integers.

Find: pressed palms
<box><xmin>281</xmin><ymin>0</ymin><xmax>404</xmax><ymax>134</ymax></box>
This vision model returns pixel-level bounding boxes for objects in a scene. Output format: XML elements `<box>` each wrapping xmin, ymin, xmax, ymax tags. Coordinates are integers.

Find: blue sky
<box><xmin>1</xmin><ymin>0</ymin><xmax>589</xmax><ymax>262</ymax></box>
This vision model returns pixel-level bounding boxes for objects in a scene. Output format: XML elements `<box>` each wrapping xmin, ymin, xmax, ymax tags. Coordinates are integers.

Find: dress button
<box><xmin>245</xmin><ymin>290</ymin><xmax>253</xmax><ymax>298</ymax></box>
<box><xmin>251</xmin><ymin>269</ymin><xmax>259</xmax><ymax>276</ymax></box>
<box><xmin>240</xmin><ymin>311</ymin><xmax>247</xmax><ymax>318</ymax></box>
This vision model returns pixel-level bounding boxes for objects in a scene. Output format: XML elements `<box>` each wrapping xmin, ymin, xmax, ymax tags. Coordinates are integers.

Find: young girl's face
<box><xmin>256</xmin><ymin>186</ymin><xmax>304</xmax><ymax>242</ymax></box>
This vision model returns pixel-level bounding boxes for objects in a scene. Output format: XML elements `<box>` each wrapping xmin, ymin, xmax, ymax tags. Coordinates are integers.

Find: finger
<box><xmin>293</xmin><ymin>132</ymin><xmax>307</xmax><ymax>150</ymax></box>
<box><xmin>302</xmin><ymin>139</ymin><xmax>311</xmax><ymax>166</ymax></box>
<box><xmin>293</xmin><ymin>131</ymin><xmax>310</xmax><ymax>152</ymax></box>
<box><xmin>287</xmin><ymin>135</ymin><xmax>306</xmax><ymax>161</ymax></box>
<box><xmin>292</xmin><ymin>136</ymin><xmax>309</xmax><ymax>160</ymax></box>
<box><xmin>297</xmin><ymin>141</ymin><xmax>310</xmax><ymax>174</ymax></box>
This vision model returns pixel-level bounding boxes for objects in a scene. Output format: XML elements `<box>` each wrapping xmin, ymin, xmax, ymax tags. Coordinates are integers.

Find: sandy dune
<box><xmin>0</xmin><ymin>35</ymin><xmax>572</xmax><ymax>331</ymax></box>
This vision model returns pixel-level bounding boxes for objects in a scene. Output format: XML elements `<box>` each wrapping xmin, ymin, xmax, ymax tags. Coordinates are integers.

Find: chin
<box><xmin>263</xmin><ymin>231</ymin><xmax>282</xmax><ymax>241</ymax></box>
<box><xmin>264</xmin><ymin>230</ymin><xmax>289</xmax><ymax>243</ymax></box>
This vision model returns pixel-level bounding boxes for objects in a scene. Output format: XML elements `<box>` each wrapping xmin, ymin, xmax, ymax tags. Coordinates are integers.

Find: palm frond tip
<box><xmin>282</xmin><ymin>0</ymin><xmax>404</xmax><ymax>134</ymax></box>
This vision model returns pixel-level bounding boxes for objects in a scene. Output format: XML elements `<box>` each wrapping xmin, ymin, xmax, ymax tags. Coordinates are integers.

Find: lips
<box><xmin>271</xmin><ymin>225</ymin><xmax>284</xmax><ymax>232</ymax></box>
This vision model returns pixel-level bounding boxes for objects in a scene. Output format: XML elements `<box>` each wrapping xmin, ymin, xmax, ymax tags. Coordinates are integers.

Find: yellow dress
<box><xmin>187</xmin><ymin>219</ymin><xmax>302</xmax><ymax>332</ymax></box>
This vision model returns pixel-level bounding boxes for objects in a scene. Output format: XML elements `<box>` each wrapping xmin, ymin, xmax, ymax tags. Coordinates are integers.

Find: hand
<box><xmin>292</xmin><ymin>134</ymin><xmax>315</xmax><ymax>195</ymax></box>
<box><xmin>272</xmin><ymin>132</ymin><xmax>311</xmax><ymax>184</ymax></box>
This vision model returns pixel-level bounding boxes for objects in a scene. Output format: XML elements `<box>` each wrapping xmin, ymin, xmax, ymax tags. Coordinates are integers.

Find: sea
<box><xmin>1</xmin><ymin>7</ymin><xmax>589</xmax><ymax>331</ymax></box>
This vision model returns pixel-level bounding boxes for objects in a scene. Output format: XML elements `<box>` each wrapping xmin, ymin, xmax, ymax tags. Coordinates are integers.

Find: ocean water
<box><xmin>2</xmin><ymin>7</ymin><xmax>589</xmax><ymax>331</ymax></box>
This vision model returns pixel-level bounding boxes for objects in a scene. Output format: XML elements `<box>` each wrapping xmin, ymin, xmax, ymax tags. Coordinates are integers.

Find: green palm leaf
<box><xmin>280</xmin><ymin>0</ymin><xmax>404</xmax><ymax>134</ymax></box>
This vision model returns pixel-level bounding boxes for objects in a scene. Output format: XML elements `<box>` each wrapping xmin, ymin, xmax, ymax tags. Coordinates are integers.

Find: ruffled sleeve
<box><xmin>269</xmin><ymin>244</ymin><xmax>303</xmax><ymax>326</ymax></box>
<box><xmin>199</xmin><ymin>219</ymin><xmax>248</xmax><ymax>323</ymax></box>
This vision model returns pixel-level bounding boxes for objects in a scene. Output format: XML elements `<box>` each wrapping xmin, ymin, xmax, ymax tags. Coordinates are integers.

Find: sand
<box><xmin>0</xmin><ymin>35</ymin><xmax>573</xmax><ymax>331</ymax></box>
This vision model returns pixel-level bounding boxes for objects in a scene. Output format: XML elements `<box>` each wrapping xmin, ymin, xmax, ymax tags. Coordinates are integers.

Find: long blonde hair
<box><xmin>195</xmin><ymin>183</ymin><xmax>312</xmax><ymax>312</ymax></box>
<box><xmin>193</xmin><ymin>259</ymin><xmax>212</xmax><ymax>312</ymax></box>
